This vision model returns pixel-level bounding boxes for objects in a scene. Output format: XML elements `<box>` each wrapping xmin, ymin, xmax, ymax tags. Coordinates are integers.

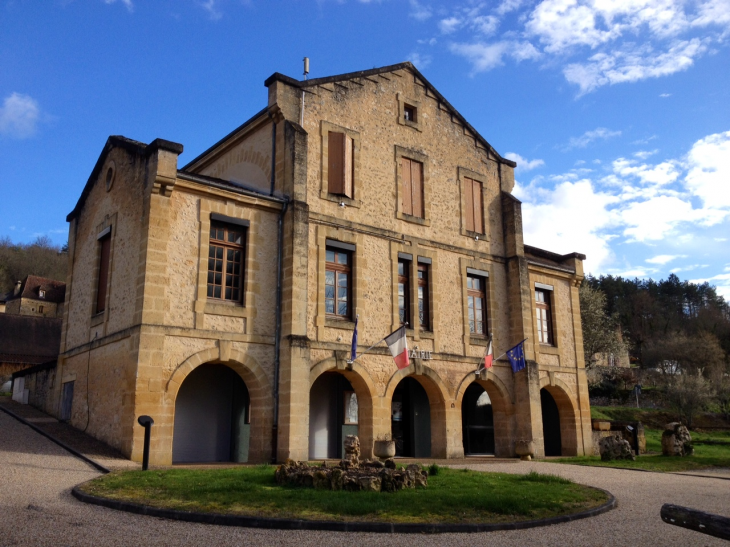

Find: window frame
<box><xmin>395</xmin><ymin>146</ymin><xmax>431</xmax><ymax>226</ymax></box>
<box><xmin>467</xmin><ymin>273</ymin><xmax>488</xmax><ymax>337</ymax></box>
<box><xmin>458</xmin><ymin>167</ymin><xmax>489</xmax><ymax>240</ymax></box>
<box><xmin>320</xmin><ymin>121</ymin><xmax>361</xmax><ymax>208</ymax></box>
<box><xmin>417</xmin><ymin>261</ymin><xmax>431</xmax><ymax>332</ymax></box>
<box><xmin>325</xmin><ymin>244</ymin><xmax>353</xmax><ymax>321</ymax></box>
<box><xmin>397</xmin><ymin>93</ymin><xmax>422</xmax><ymax>131</ymax></box>
<box><xmin>207</xmin><ymin>221</ymin><xmax>247</xmax><ymax>304</ymax></box>
<box><xmin>397</xmin><ymin>257</ymin><xmax>411</xmax><ymax>327</ymax></box>
<box><xmin>535</xmin><ymin>287</ymin><xmax>554</xmax><ymax>346</ymax></box>
<box><xmin>95</xmin><ymin>229</ymin><xmax>112</xmax><ymax>315</ymax></box>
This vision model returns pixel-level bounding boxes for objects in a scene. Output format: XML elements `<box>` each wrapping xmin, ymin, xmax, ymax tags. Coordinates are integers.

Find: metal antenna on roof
<box><xmin>303</xmin><ymin>57</ymin><xmax>309</xmax><ymax>80</ymax></box>
<box><xmin>300</xmin><ymin>57</ymin><xmax>309</xmax><ymax>126</ymax></box>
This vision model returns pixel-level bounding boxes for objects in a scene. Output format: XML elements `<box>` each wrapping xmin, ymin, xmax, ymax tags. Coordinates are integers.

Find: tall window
<box><xmin>96</xmin><ymin>232</ymin><xmax>111</xmax><ymax>313</ymax></box>
<box><xmin>398</xmin><ymin>259</ymin><xmax>410</xmax><ymax>326</ymax></box>
<box><xmin>535</xmin><ymin>289</ymin><xmax>553</xmax><ymax>345</ymax></box>
<box><xmin>418</xmin><ymin>263</ymin><xmax>430</xmax><ymax>330</ymax></box>
<box><xmin>207</xmin><ymin>222</ymin><xmax>245</xmax><ymax>302</ymax></box>
<box><xmin>328</xmin><ymin>132</ymin><xmax>354</xmax><ymax>198</ymax></box>
<box><xmin>325</xmin><ymin>247</ymin><xmax>351</xmax><ymax>319</ymax></box>
<box><xmin>400</xmin><ymin>157</ymin><xmax>424</xmax><ymax>218</ymax></box>
<box><xmin>464</xmin><ymin>177</ymin><xmax>484</xmax><ymax>234</ymax></box>
<box><xmin>467</xmin><ymin>274</ymin><xmax>487</xmax><ymax>335</ymax></box>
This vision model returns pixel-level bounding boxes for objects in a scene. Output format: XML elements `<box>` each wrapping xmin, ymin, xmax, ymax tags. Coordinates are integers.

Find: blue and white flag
<box><xmin>507</xmin><ymin>339</ymin><xmax>527</xmax><ymax>373</ymax></box>
<box><xmin>350</xmin><ymin>316</ymin><xmax>358</xmax><ymax>362</ymax></box>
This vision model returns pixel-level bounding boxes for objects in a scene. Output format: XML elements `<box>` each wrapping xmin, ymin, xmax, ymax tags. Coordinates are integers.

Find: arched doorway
<box><xmin>391</xmin><ymin>377</ymin><xmax>431</xmax><ymax>457</ymax></box>
<box><xmin>541</xmin><ymin>388</ymin><xmax>562</xmax><ymax>456</ymax></box>
<box><xmin>173</xmin><ymin>364</ymin><xmax>250</xmax><ymax>463</ymax></box>
<box><xmin>309</xmin><ymin>372</ymin><xmax>359</xmax><ymax>459</ymax></box>
<box><xmin>462</xmin><ymin>383</ymin><xmax>494</xmax><ymax>455</ymax></box>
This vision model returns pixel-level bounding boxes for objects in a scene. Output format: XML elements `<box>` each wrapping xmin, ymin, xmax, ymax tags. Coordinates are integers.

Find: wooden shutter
<box><xmin>401</xmin><ymin>157</ymin><xmax>413</xmax><ymax>216</ymax></box>
<box><xmin>411</xmin><ymin>160</ymin><xmax>423</xmax><ymax>218</ymax></box>
<box><xmin>343</xmin><ymin>135</ymin><xmax>353</xmax><ymax>198</ymax></box>
<box><xmin>464</xmin><ymin>178</ymin><xmax>474</xmax><ymax>232</ymax></box>
<box><xmin>472</xmin><ymin>178</ymin><xmax>483</xmax><ymax>233</ymax></box>
<box><xmin>96</xmin><ymin>234</ymin><xmax>111</xmax><ymax>313</ymax></box>
<box><xmin>328</xmin><ymin>132</ymin><xmax>345</xmax><ymax>195</ymax></box>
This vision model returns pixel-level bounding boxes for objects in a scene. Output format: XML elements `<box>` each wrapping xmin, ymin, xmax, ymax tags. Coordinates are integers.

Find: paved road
<box><xmin>1</xmin><ymin>410</ymin><xmax>728</xmax><ymax>547</ymax></box>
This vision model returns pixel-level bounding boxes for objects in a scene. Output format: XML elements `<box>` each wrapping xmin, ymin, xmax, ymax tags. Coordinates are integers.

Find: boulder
<box><xmin>384</xmin><ymin>458</ymin><xmax>396</xmax><ymax>469</ymax></box>
<box><xmin>599</xmin><ymin>434</ymin><xmax>635</xmax><ymax>461</ymax></box>
<box><xmin>358</xmin><ymin>476</ymin><xmax>381</xmax><ymax>492</ymax></box>
<box><xmin>662</xmin><ymin>422</ymin><xmax>693</xmax><ymax>456</ymax></box>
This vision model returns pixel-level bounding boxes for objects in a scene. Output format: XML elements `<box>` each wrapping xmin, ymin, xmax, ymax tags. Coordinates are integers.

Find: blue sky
<box><xmin>1</xmin><ymin>0</ymin><xmax>729</xmax><ymax>296</ymax></box>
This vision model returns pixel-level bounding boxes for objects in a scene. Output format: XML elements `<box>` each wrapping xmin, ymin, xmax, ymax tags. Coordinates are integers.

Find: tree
<box><xmin>664</xmin><ymin>370</ymin><xmax>713</xmax><ymax>429</ymax></box>
<box><xmin>580</xmin><ymin>284</ymin><xmax>626</xmax><ymax>369</ymax></box>
<box><xmin>0</xmin><ymin>236</ymin><xmax>68</xmax><ymax>294</ymax></box>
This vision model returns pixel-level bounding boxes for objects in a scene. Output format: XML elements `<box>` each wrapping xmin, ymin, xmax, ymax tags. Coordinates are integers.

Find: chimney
<box><xmin>14</xmin><ymin>280</ymin><xmax>22</xmax><ymax>296</ymax></box>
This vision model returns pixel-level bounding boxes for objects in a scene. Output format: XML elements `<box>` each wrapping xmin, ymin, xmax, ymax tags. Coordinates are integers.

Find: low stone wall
<box><xmin>592</xmin><ymin>420</ymin><xmax>645</xmax><ymax>455</ymax></box>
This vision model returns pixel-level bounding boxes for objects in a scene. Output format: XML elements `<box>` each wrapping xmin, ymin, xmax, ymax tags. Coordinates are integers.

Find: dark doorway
<box><xmin>541</xmin><ymin>388</ymin><xmax>562</xmax><ymax>456</ymax></box>
<box><xmin>173</xmin><ymin>365</ymin><xmax>250</xmax><ymax>463</ymax></box>
<box><xmin>309</xmin><ymin>373</ymin><xmax>359</xmax><ymax>459</ymax></box>
<box><xmin>391</xmin><ymin>377</ymin><xmax>431</xmax><ymax>457</ymax></box>
<box><xmin>462</xmin><ymin>383</ymin><xmax>495</xmax><ymax>455</ymax></box>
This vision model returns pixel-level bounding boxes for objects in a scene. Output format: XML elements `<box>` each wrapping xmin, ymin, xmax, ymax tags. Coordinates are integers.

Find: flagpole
<box><xmin>347</xmin><ymin>323</ymin><xmax>408</xmax><ymax>365</ymax></box>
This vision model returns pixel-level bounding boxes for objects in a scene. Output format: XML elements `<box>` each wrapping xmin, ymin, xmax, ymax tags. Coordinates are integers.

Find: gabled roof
<box><xmin>264</xmin><ymin>62</ymin><xmax>516</xmax><ymax>168</ymax></box>
<box><xmin>67</xmin><ymin>136</ymin><xmax>183</xmax><ymax>222</ymax></box>
<box><xmin>8</xmin><ymin>275</ymin><xmax>66</xmax><ymax>304</ymax></box>
<box><xmin>524</xmin><ymin>245</ymin><xmax>586</xmax><ymax>274</ymax></box>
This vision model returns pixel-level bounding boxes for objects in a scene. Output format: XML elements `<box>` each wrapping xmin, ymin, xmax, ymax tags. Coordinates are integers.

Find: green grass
<box><xmin>80</xmin><ymin>466</ymin><xmax>608</xmax><ymax>525</ymax></box>
<box><xmin>554</xmin><ymin>428</ymin><xmax>730</xmax><ymax>472</ymax></box>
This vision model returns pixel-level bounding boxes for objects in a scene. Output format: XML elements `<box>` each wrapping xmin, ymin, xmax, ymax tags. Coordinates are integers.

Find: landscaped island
<box><xmin>78</xmin><ymin>466</ymin><xmax>609</xmax><ymax>526</ymax></box>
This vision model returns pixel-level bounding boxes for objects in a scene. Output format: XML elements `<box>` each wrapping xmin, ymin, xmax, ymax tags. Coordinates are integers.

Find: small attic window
<box><xmin>105</xmin><ymin>162</ymin><xmax>116</xmax><ymax>192</ymax></box>
<box><xmin>39</xmin><ymin>290</ymin><xmax>46</xmax><ymax>299</ymax></box>
<box><xmin>404</xmin><ymin>104</ymin><xmax>417</xmax><ymax>122</ymax></box>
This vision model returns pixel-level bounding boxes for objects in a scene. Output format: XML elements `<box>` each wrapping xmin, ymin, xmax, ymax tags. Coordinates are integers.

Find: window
<box><xmin>400</xmin><ymin>157</ymin><xmax>424</xmax><ymax>218</ymax></box>
<box><xmin>207</xmin><ymin>222</ymin><xmax>245</xmax><ymax>302</ymax></box>
<box><xmin>327</xmin><ymin>131</ymin><xmax>354</xmax><ymax>198</ymax></box>
<box><xmin>535</xmin><ymin>289</ymin><xmax>553</xmax><ymax>345</ymax></box>
<box><xmin>464</xmin><ymin>177</ymin><xmax>484</xmax><ymax>234</ymax></box>
<box><xmin>96</xmin><ymin>231</ymin><xmax>111</xmax><ymax>314</ymax></box>
<box><xmin>404</xmin><ymin>104</ymin><xmax>417</xmax><ymax>122</ymax></box>
<box><xmin>417</xmin><ymin>263</ymin><xmax>430</xmax><ymax>330</ymax></box>
<box><xmin>38</xmin><ymin>305</ymin><xmax>44</xmax><ymax>314</ymax></box>
<box><xmin>398</xmin><ymin>258</ymin><xmax>410</xmax><ymax>326</ymax></box>
<box><xmin>467</xmin><ymin>274</ymin><xmax>487</xmax><ymax>335</ymax></box>
<box><xmin>39</xmin><ymin>290</ymin><xmax>46</xmax><ymax>299</ymax></box>
<box><xmin>325</xmin><ymin>247</ymin><xmax>351</xmax><ymax>319</ymax></box>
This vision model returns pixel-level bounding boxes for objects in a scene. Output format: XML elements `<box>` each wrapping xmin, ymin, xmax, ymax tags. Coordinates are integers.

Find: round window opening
<box><xmin>105</xmin><ymin>164</ymin><xmax>115</xmax><ymax>192</ymax></box>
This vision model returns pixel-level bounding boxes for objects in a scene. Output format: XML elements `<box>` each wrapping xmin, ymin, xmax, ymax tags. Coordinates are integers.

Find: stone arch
<box><xmin>539</xmin><ymin>377</ymin><xmax>579</xmax><ymax>457</ymax></box>
<box><xmin>383</xmin><ymin>363</ymin><xmax>451</xmax><ymax>458</ymax></box>
<box><xmin>165</xmin><ymin>346</ymin><xmax>273</xmax><ymax>463</ymax></box>
<box><xmin>309</xmin><ymin>358</ymin><xmax>377</xmax><ymax>459</ymax></box>
<box><xmin>455</xmin><ymin>372</ymin><xmax>515</xmax><ymax>457</ymax></box>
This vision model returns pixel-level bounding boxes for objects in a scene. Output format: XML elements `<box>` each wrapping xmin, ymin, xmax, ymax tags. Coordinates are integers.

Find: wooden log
<box><xmin>661</xmin><ymin>504</ymin><xmax>730</xmax><ymax>540</ymax></box>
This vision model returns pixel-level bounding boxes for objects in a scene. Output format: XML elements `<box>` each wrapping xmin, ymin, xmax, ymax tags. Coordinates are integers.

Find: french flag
<box><xmin>385</xmin><ymin>326</ymin><xmax>410</xmax><ymax>370</ymax></box>
<box><xmin>484</xmin><ymin>338</ymin><xmax>493</xmax><ymax>369</ymax></box>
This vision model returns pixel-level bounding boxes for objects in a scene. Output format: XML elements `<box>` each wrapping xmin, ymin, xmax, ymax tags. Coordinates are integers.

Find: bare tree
<box><xmin>580</xmin><ymin>284</ymin><xmax>626</xmax><ymax>369</ymax></box>
<box><xmin>664</xmin><ymin>370</ymin><xmax>713</xmax><ymax>429</ymax></box>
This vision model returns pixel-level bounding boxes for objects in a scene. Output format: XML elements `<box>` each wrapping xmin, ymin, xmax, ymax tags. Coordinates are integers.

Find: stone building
<box><xmin>4</xmin><ymin>275</ymin><xmax>66</xmax><ymax>318</ymax></box>
<box><xmin>43</xmin><ymin>62</ymin><xmax>592</xmax><ymax>465</ymax></box>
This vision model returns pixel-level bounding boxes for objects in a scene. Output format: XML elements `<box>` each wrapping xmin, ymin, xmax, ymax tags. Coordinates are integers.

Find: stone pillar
<box><xmin>501</xmin><ymin>192</ymin><xmax>544</xmax><ymax>457</ymax></box>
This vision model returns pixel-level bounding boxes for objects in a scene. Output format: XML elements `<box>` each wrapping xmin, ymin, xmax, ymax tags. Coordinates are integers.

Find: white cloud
<box><xmin>646</xmin><ymin>254</ymin><xmax>686</xmax><ymax>264</ymax></box>
<box><xmin>634</xmin><ymin>149</ymin><xmax>658</xmax><ymax>159</ymax></box>
<box><xmin>439</xmin><ymin>16</ymin><xmax>462</xmax><ymax>34</ymax></box>
<box><xmin>409</xmin><ymin>0</ymin><xmax>432</xmax><ymax>21</ymax></box>
<box><xmin>408</xmin><ymin>51</ymin><xmax>433</xmax><ymax>69</ymax></box>
<box><xmin>0</xmin><ymin>93</ymin><xmax>40</xmax><ymax>139</ymax></box>
<box><xmin>104</xmin><ymin>0</ymin><xmax>133</xmax><ymax>12</ymax></box>
<box><xmin>505</xmin><ymin>152</ymin><xmax>545</xmax><ymax>171</ymax></box>
<box><xmin>685</xmin><ymin>130</ymin><xmax>730</xmax><ymax>208</ymax></box>
<box><xmin>473</xmin><ymin>15</ymin><xmax>500</xmax><ymax>35</ymax></box>
<box><xmin>450</xmin><ymin>40</ymin><xmax>540</xmax><ymax>72</ymax></box>
<box><xmin>716</xmin><ymin>237</ymin><xmax>728</xmax><ymax>242</ymax></box>
<box><xmin>691</xmin><ymin>273</ymin><xmax>730</xmax><ymax>299</ymax></box>
<box><xmin>200</xmin><ymin>0</ymin><xmax>222</xmax><ymax>20</ymax></box>
<box><xmin>563</xmin><ymin>127</ymin><xmax>621</xmax><ymax>150</ymax></box>
<box><xmin>659</xmin><ymin>93</ymin><xmax>672</xmax><ymax>97</ymax></box>
<box><xmin>613</xmin><ymin>158</ymin><xmax>680</xmax><ymax>186</ymax></box>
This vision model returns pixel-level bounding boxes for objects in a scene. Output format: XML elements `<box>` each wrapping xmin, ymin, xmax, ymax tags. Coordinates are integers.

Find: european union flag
<box><xmin>507</xmin><ymin>339</ymin><xmax>527</xmax><ymax>373</ymax></box>
<box><xmin>350</xmin><ymin>316</ymin><xmax>358</xmax><ymax>362</ymax></box>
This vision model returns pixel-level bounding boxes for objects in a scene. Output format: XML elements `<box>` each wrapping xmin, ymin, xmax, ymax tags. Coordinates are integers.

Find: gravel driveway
<box><xmin>1</xmin><ymin>410</ymin><xmax>728</xmax><ymax>547</ymax></box>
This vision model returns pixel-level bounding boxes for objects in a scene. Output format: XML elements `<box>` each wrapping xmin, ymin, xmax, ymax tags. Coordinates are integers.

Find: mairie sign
<box><xmin>410</xmin><ymin>349</ymin><xmax>432</xmax><ymax>360</ymax></box>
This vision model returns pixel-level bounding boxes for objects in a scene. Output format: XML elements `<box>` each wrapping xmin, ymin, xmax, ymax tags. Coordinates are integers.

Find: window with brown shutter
<box><xmin>464</xmin><ymin>177</ymin><xmax>484</xmax><ymax>234</ymax></box>
<box><xmin>401</xmin><ymin>157</ymin><xmax>424</xmax><ymax>218</ymax></box>
<box><xmin>96</xmin><ymin>233</ymin><xmax>111</xmax><ymax>313</ymax></box>
<box><xmin>535</xmin><ymin>289</ymin><xmax>554</xmax><ymax>345</ymax></box>
<box><xmin>328</xmin><ymin>132</ymin><xmax>354</xmax><ymax>198</ymax></box>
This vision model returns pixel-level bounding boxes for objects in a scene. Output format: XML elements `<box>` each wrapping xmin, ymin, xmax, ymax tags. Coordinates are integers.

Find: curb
<box><xmin>559</xmin><ymin>462</ymin><xmax>730</xmax><ymax>481</ymax></box>
<box><xmin>0</xmin><ymin>403</ymin><xmax>110</xmax><ymax>474</ymax></box>
<box><xmin>71</xmin><ymin>483</ymin><xmax>616</xmax><ymax>534</ymax></box>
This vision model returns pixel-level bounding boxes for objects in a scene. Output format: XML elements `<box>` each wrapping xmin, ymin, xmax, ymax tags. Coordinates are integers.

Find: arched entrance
<box><xmin>391</xmin><ymin>377</ymin><xmax>431</xmax><ymax>457</ymax></box>
<box><xmin>309</xmin><ymin>372</ymin><xmax>360</xmax><ymax>459</ymax></box>
<box><xmin>462</xmin><ymin>383</ymin><xmax>494</xmax><ymax>455</ymax></box>
<box><xmin>541</xmin><ymin>388</ymin><xmax>562</xmax><ymax>456</ymax></box>
<box><xmin>172</xmin><ymin>364</ymin><xmax>250</xmax><ymax>463</ymax></box>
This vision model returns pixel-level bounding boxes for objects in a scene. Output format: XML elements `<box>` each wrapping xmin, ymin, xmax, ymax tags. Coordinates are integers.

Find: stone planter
<box><xmin>514</xmin><ymin>440</ymin><xmax>535</xmax><ymax>461</ymax></box>
<box><xmin>373</xmin><ymin>440</ymin><xmax>396</xmax><ymax>460</ymax></box>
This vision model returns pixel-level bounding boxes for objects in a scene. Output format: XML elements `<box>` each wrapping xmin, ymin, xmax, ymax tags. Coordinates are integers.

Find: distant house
<box><xmin>0</xmin><ymin>314</ymin><xmax>61</xmax><ymax>381</ymax></box>
<box><xmin>3</xmin><ymin>275</ymin><xmax>66</xmax><ymax>318</ymax></box>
